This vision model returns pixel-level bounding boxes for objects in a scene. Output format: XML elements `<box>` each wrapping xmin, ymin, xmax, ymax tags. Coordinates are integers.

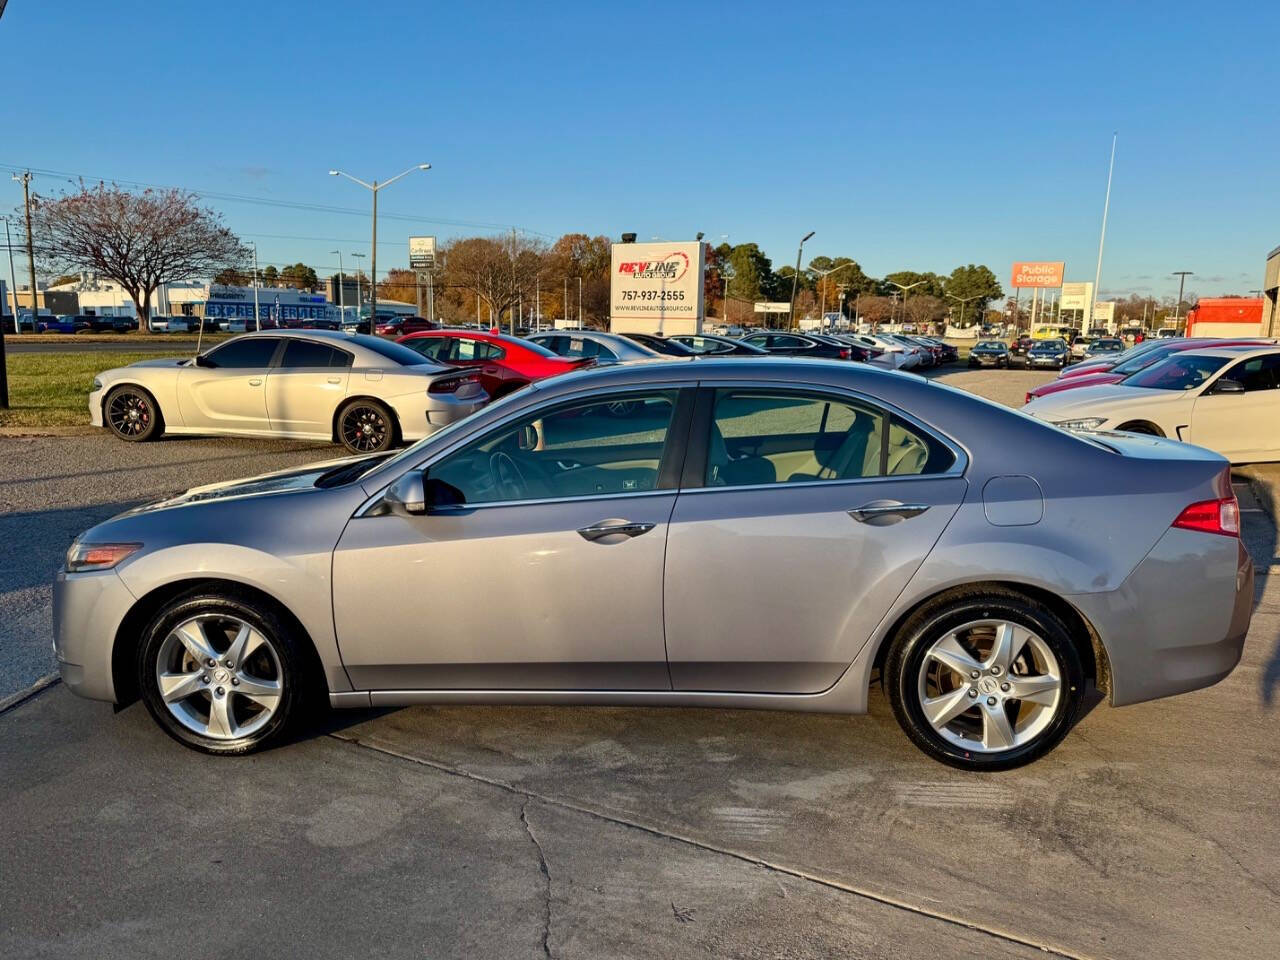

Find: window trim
<box><xmin>680</xmin><ymin>383</ymin><xmax>966</xmax><ymax>493</ymax></box>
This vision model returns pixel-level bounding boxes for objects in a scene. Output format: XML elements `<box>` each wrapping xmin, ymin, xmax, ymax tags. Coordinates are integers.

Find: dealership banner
<box><xmin>609</xmin><ymin>241</ymin><xmax>705</xmax><ymax>335</ymax></box>
<box><xmin>1011</xmin><ymin>261</ymin><xmax>1065</xmax><ymax>288</ymax></box>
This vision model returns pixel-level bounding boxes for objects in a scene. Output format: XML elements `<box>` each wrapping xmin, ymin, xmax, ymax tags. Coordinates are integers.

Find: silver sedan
<box><xmin>89</xmin><ymin>330</ymin><xmax>488</xmax><ymax>454</ymax></box>
<box><xmin>55</xmin><ymin>358</ymin><xmax>1252</xmax><ymax>770</ymax></box>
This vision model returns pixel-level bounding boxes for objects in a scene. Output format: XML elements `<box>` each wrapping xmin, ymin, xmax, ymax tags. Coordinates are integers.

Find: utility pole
<box><xmin>331</xmin><ymin>250</ymin><xmax>345</xmax><ymax>326</ymax></box>
<box><xmin>788</xmin><ymin>231</ymin><xmax>815</xmax><ymax>331</ymax></box>
<box><xmin>577</xmin><ymin>275</ymin><xmax>582</xmax><ymax>327</ymax></box>
<box><xmin>1172</xmin><ymin>271</ymin><xmax>1193</xmax><ymax>328</ymax></box>
<box><xmin>1089</xmin><ymin>133</ymin><xmax>1117</xmax><ymax>330</ymax></box>
<box><xmin>14</xmin><ymin>172</ymin><xmax>37</xmax><ymax>329</ymax></box>
<box><xmin>0</xmin><ymin>215</ymin><xmax>15</xmax><ymax>407</ymax></box>
<box><xmin>564</xmin><ymin>277</ymin><xmax>569</xmax><ymax>328</ymax></box>
<box><xmin>250</xmin><ymin>242</ymin><xmax>261</xmax><ymax>331</ymax></box>
<box><xmin>510</xmin><ymin>227</ymin><xmax>517</xmax><ymax>336</ymax></box>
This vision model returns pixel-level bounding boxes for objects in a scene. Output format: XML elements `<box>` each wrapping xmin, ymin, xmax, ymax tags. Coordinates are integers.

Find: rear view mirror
<box><xmin>1212</xmin><ymin>378</ymin><xmax>1245</xmax><ymax>395</ymax></box>
<box><xmin>517</xmin><ymin>423</ymin><xmax>540</xmax><ymax>451</ymax></box>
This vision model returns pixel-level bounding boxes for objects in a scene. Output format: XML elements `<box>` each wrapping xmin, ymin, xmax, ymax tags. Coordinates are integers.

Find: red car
<box><xmin>397</xmin><ymin>329</ymin><xmax>592</xmax><ymax>398</ymax></box>
<box><xmin>1025</xmin><ymin>338</ymin><xmax>1273</xmax><ymax>404</ymax></box>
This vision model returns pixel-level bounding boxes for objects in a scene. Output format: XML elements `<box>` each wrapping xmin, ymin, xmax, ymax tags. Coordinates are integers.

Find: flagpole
<box><xmin>1090</xmin><ymin>133</ymin><xmax>1117</xmax><ymax>330</ymax></box>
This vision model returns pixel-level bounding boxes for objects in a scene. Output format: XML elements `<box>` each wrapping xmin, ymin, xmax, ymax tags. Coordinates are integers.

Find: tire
<box><xmin>136</xmin><ymin>591</ymin><xmax>312</xmax><ymax>755</ymax></box>
<box><xmin>104</xmin><ymin>385</ymin><xmax>164</xmax><ymax>442</ymax></box>
<box><xmin>1117</xmin><ymin>421</ymin><xmax>1163</xmax><ymax>437</ymax></box>
<box><xmin>337</xmin><ymin>398</ymin><xmax>397</xmax><ymax>453</ymax></box>
<box><xmin>884</xmin><ymin>589</ymin><xmax>1085</xmax><ymax>771</ymax></box>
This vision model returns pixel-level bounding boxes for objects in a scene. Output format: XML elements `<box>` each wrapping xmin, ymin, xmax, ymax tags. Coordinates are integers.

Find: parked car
<box><xmin>397</xmin><ymin>329</ymin><xmax>591</xmax><ymax>398</ymax></box>
<box><xmin>620</xmin><ymin>333</ymin><xmax>698</xmax><ymax>356</ymax></box>
<box><xmin>2</xmin><ymin>314</ymin><xmax>39</xmax><ymax>333</ymax></box>
<box><xmin>1083</xmin><ymin>338</ymin><xmax>1125</xmax><ymax>359</ymax></box>
<box><xmin>740</xmin><ymin>332</ymin><xmax>855</xmax><ymax>360</ymax></box>
<box><xmin>1032</xmin><ymin>325</ymin><xmax>1075</xmax><ymax>342</ymax></box>
<box><xmin>1026</xmin><ymin>338</ymin><xmax>1069</xmax><ymax>369</ymax></box>
<box><xmin>812</xmin><ymin>333</ymin><xmax>872</xmax><ymax>361</ymax></box>
<box><xmin>374</xmin><ymin>315</ymin><xmax>407</xmax><ymax>336</ymax></box>
<box><xmin>527</xmin><ymin>330</ymin><xmax>662</xmax><ymax>364</ymax></box>
<box><xmin>39</xmin><ymin>315</ymin><xmax>90</xmax><ymax>334</ymax></box>
<box><xmin>668</xmin><ymin>333</ymin><xmax>769</xmax><ymax>356</ymax></box>
<box><xmin>968</xmin><ymin>340</ymin><xmax>1010</xmax><ymax>368</ymax></box>
<box><xmin>1056</xmin><ymin>338</ymin><xmax>1169</xmax><ymax>380</ymax></box>
<box><xmin>1119</xmin><ymin>326</ymin><xmax>1145</xmax><ymax>344</ymax></box>
<box><xmin>90</xmin><ymin>330</ymin><xmax>488</xmax><ymax>454</ymax></box>
<box><xmin>56</xmin><ymin>357</ymin><xmax>1253</xmax><ymax>770</ymax></box>
<box><xmin>1069</xmin><ymin>335</ymin><xmax>1094</xmax><ymax>360</ymax></box>
<box><xmin>86</xmin><ymin>315</ymin><xmax>135</xmax><ymax>333</ymax></box>
<box><xmin>1156</xmin><ymin>328</ymin><xmax>1181</xmax><ymax>339</ymax></box>
<box><xmin>915</xmin><ymin>336</ymin><xmax>959</xmax><ymax>363</ymax></box>
<box><xmin>398</xmin><ymin>316</ymin><xmax>435</xmax><ymax>335</ymax></box>
<box><xmin>1007</xmin><ymin>335</ymin><xmax>1035</xmax><ymax>367</ymax></box>
<box><xmin>1024</xmin><ymin>345</ymin><xmax>1280</xmax><ymax>462</ymax></box>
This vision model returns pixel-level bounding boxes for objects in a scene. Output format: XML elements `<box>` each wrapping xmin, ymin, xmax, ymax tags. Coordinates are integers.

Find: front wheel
<box><xmin>337</xmin><ymin>399</ymin><xmax>396</xmax><ymax>453</ymax></box>
<box><xmin>137</xmin><ymin>592</ymin><xmax>313</xmax><ymax>754</ymax></box>
<box><xmin>884</xmin><ymin>590</ymin><xmax>1084</xmax><ymax>770</ymax></box>
<box><xmin>104</xmin><ymin>385</ymin><xmax>164</xmax><ymax>441</ymax></box>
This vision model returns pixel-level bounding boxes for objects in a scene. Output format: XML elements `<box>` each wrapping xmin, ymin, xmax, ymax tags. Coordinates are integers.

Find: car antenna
<box><xmin>194</xmin><ymin>316</ymin><xmax>204</xmax><ymax>361</ymax></box>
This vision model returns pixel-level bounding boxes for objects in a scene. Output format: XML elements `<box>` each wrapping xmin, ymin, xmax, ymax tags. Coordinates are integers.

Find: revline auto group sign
<box><xmin>609</xmin><ymin>240</ymin><xmax>705</xmax><ymax>335</ymax></box>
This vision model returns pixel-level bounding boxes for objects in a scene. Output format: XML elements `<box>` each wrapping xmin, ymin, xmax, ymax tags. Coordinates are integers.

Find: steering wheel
<box><xmin>489</xmin><ymin>451</ymin><xmax>529</xmax><ymax>501</ymax></box>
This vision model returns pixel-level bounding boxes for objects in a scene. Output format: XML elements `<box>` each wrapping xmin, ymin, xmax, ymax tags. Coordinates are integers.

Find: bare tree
<box><xmin>440</xmin><ymin>234</ymin><xmax>548</xmax><ymax>331</ymax></box>
<box><xmin>27</xmin><ymin>183</ymin><xmax>247</xmax><ymax>332</ymax></box>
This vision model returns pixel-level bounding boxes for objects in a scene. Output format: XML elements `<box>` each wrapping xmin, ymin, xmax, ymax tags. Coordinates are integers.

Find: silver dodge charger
<box><xmin>54</xmin><ymin>359</ymin><xmax>1253</xmax><ymax>770</ymax></box>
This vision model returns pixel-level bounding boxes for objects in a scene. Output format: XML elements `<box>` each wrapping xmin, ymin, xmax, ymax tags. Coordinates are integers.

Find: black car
<box><xmin>1007</xmin><ymin>335</ymin><xmax>1035</xmax><ymax>366</ymax></box>
<box><xmin>741</xmin><ymin>332</ymin><xmax>857</xmax><ymax>360</ymax></box>
<box><xmin>968</xmin><ymin>340</ymin><xmax>1010</xmax><ymax>368</ymax></box>
<box><xmin>668</xmin><ymin>333</ymin><xmax>769</xmax><ymax>356</ymax></box>
<box><xmin>620</xmin><ymin>332</ymin><xmax>697</xmax><ymax>356</ymax></box>
<box><xmin>916</xmin><ymin>336</ymin><xmax>959</xmax><ymax>363</ymax></box>
<box><xmin>1026</xmin><ymin>338</ymin><xmax>1069</xmax><ymax>369</ymax></box>
<box><xmin>811</xmin><ymin>333</ymin><xmax>872</xmax><ymax>361</ymax></box>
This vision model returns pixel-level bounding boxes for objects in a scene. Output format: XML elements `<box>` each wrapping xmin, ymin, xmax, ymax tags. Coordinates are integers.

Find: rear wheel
<box><xmin>338</xmin><ymin>399</ymin><xmax>396</xmax><ymax>453</ymax></box>
<box><xmin>104</xmin><ymin>385</ymin><xmax>163</xmax><ymax>442</ymax></box>
<box><xmin>884</xmin><ymin>590</ymin><xmax>1084</xmax><ymax>770</ymax></box>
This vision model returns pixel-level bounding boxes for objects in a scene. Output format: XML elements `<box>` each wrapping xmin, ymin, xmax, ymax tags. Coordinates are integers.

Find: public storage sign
<box><xmin>1011</xmin><ymin>261</ymin><xmax>1065</xmax><ymax>288</ymax></box>
<box><xmin>610</xmin><ymin>240</ymin><xmax>705</xmax><ymax>335</ymax></box>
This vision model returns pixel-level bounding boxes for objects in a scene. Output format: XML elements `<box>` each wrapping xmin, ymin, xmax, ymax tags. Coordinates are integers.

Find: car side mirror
<box><xmin>194</xmin><ymin>354</ymin><xmax>215</xmax><ymax>368</ymax></box>
<box><xmin>1211</xmin><ymin>378</ymin><xmax>1245</xmax><ymax>395</ymax></box>
<box><xmin>372</xmin><ymin>469</ymin><xmax>427</xmax><ymax>516</ymax></box>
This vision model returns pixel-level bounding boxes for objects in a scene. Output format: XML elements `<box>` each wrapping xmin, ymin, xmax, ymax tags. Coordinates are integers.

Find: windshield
<box><xmin>1031</xmin><ymin>339</ymin><xmax>1065</xmax><ymax>350</ymax></box>
<box><xmin>349</xmin><ymin>334</ymin><xmax>443</xmax><ymax>367</ymax></box>
<box><xmin>1122</xmin><ymin>353</ymin><xmax>1230</xmax><ymax>390</ymax></box>
<box><xmin>976</xmin><ymin>341</ymin><xmax>1005</xmax><ymax>349</ymax></box>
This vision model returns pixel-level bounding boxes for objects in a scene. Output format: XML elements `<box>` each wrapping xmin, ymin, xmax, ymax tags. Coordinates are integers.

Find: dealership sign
<box><xmin>1011</xmin><ymin>261</ymin><xmax>1065</xmax><ymax>288</ymax></box>
<box><xmin>408</xmin><ymin>236</ymin><xmax>437</xmax><ymax>270</ymax></box>
<box><xmin>609</xmin><ymin>240</ymin><xmax>704</xmax><ymax>334</ymax></box>
<box><xmin>1059</xmin><ymin>281</ymin><xmax>1094</xmax><ymax>311</ymax></box>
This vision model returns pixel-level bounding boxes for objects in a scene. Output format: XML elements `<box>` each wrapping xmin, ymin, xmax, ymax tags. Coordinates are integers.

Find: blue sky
<box><xmin>3</xmin><ymin>0</ymin><xmax>1275</xmax><ymax>300</ymax></box>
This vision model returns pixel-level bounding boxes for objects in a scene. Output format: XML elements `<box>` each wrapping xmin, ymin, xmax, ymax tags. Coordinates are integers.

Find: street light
<box><xmin>350</xmin><ymin>252</ymin><xmax>367</xmax><ymax>324</ymax></box>
<box><xmin>248</xmin><ymin>241</ymin><xmax>261</xmax><ymax>332</ymax></box>
<box><xmin>787</xmin><ymin>231</ymin><xmax>815</xmax><ymax>330</ymax></box>
<box><xmin>808</xmin><ymin>262</ymin><xmax>861</xmax><ymax>332</ymax></box>
<box><xmin>329</xmin><ymin>163</ymin><xmax>431</xmax><ymax>327</ymax></box>
<box><xmin>331</xmin><ymin>250</ymin><xmax>345</xmax><ymax>326</ymax></box>
<box><xmin>887</xmin><ymin>279</ymin><xmax>926</xmax><ymax>328</ymax></box>
<box><xmin>946</xmin><ymin>293</ymin><xmax>980</xmax><ymax>330</ymax></box>
<box><xmin>1171</xmin><ymin>271</ymin><xmax>1193</xmax><ymax>328</ymax></box>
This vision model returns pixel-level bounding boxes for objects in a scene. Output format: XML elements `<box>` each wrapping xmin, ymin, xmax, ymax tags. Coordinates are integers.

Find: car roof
<box><xmin>529</xmin><ymin>329</ymin><xmax>660</xmax><ymax>357</ymax></box>
<box><xmin>1163</xmin><ymin>345</ymin><xmax>1280</xmax><ymax>359</ymax></box>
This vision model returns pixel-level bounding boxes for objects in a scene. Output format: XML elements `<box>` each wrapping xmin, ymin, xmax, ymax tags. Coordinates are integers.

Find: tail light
<box><xmin>1025</xmin><ymin>392</ymin><xmax>1034</xmax><ymax>404</ymax></box>
<box><xmin>1172</xmin><ymin>496</ymin><xmax>1240</xmax><ymax>537</ymax></box>
<box><xmin>838</xmin><ymin>347</ymin><xmax>851</xmax><ymax>360</ymax></box>
<box><xmin>429</xmin><ymin>373</ymin><xmax>482</xmax><ymax>395</ymax></box>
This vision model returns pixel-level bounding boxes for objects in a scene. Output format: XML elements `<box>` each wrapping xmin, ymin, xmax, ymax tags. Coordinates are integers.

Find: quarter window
<box><xmin>428</xmin><ymin>391</ymin><xmax>680</xmax><ymax>505</ymax></box>
<box><xmin>704</xmin><ymin>389</ymin><xmax>954</xmax><ymax>487</ymax></box>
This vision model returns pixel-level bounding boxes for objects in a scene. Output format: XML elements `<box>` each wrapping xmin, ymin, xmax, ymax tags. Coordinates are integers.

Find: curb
<box><xmin>0</xmin><ymin>425</ymin><xmax>97</xmax><ymax>437</ymax></box>
<box><xmin>1235</xmin><ymin>466</ymin><xmax>1279</xmax><ymax>521</ymax></box>
<box><xmin>0</xmin><ymin>673</ymin><xmax>60</xmax><ymax>716</ymax></box>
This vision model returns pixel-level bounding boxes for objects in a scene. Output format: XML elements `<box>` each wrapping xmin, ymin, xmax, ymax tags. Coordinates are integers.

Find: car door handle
<box><xmin>248</xmin><ymin>378</ymin><xmax>263</xmax><ymax>386</ymax></box>
<box><xmin>577</xmin><ymin>520</ymin><xmax>656</xmax><ymax>542</ymax></box>
<box><xmin>326</xmin><ymin>377</ymin><xmax>342</xmax><ymax>384</ymax></box>
<box><xmin>848</xmin><ymin>501</ymin><xmax>930</xmax><ymax>524</ymax></box>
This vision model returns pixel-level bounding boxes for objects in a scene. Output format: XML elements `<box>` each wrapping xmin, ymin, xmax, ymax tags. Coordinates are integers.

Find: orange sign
<box><xmin>1011</xmin><ymin>261</ymin><xmax>1065</xmax><ymax>288</ymax></box>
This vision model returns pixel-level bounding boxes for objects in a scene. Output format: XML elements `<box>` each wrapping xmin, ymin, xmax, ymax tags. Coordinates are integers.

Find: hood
<box><xmin>122</xmin><ymin>452</ymin><xmax>384</xmax><ymax>515</ymax></box>
<box><xmin>123</xmin><ymin>357</ymin><xmax>193</xmax><ymax>369</ymax></box>
<box><xmin>1030</xmin><ymin>372</ymin><xmax>1124</xmax><ymax>397</ymax></box>
<box><xmin>1024</xmin><ymin>384</ymin><xmax>1180</xmax><ymax>418</ymax></box>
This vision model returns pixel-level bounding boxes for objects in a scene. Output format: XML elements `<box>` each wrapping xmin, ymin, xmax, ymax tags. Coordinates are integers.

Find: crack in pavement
<box><xmin>520</xmin><ymin>799</ymin><xmax>554</xmax><ymax>959</ymax></box>
<box><xmin>331</xmin><ymin>732</ymin><xmax>1097</xmax><ymax>960</ymax></box>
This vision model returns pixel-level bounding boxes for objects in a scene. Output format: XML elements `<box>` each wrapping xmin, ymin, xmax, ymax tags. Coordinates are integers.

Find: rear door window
<box><xmin>279</xmin><ymin>339</ymin><xmax>352</xmax><ymax>369</ymax></box>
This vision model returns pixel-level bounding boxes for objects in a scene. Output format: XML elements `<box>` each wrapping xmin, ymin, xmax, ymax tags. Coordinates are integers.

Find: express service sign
<box><xmin>610</xmin><ymin>241</ymin><xmax>705</xmax><ymax>334</ymax></box>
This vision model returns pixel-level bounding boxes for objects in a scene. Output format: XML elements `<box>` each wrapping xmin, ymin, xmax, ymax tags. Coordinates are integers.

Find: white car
<box><xmin>90</xmin><ymin>330</ymin><xmax>488</xmax><ymax>454</ymax></box>
<box><xmin>1024</xmin><ymin>344</ymin><xmax>1280</xmax><ymax>463</ymax></box>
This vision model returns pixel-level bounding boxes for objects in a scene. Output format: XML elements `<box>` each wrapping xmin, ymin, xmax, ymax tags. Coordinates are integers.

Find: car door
<box><xmin>331</xmin><ymin>386</ymin><xmax>694</xmax><ymax>691</ymax></box>
<box><xmin>177</xmin><ymin>336</ymin><xmax>281</xmax><ymax>431</ymax></box>
<box><xmin>1190</xmin><ymin>352</ymin><xmax>1280</xmax><ymax>460</ymax></box>
<box><xmin>263</xmin><ymin>338</ymin><xmax>353</xmax><ymax>436</ymax></box>
<box><xmin>450</xmin><ymin>337</ymin><xmax>511</xmax><ymax>394</ymax></box>
<box><xmin>663</xmin><ymin>386</ymin><xmax>966</xmax><ymax>694</ymax></box>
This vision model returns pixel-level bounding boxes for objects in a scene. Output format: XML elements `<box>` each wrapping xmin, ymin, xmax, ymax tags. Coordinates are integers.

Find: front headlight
<box><xmin>65</xmin><ymin>540</ymin><xmax>142</xmax><ymax>572</ymax></box>
<box><xmin>1053</xmin><ymin>417</ymin><xmax>1107</xmax><ymax>431</ymax></box>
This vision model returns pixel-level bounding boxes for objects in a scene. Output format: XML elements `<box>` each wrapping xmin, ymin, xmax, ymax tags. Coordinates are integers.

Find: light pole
<box><xmin>1089</xmin><ymin>133</ymin><xmax>1117</xmax><ymax>330</ymax></box>
<box><xmin>809</xmin><ymin>262</ymin><xmax>861</xmax><ymax>332</ymax></box>
<box><xmin>350</xmin><ymin>252</ymin><xmax>366</xmax><ymax>324</ymax></box>
<box><xmin>0</xmin><ymin>215</ymin><xmax>16</xmax><ymax>406</ymax></box>
<box><xmin>249</xmin><ymin>242</ymin><xmax>261</xmax><ymax>332</ymax></box>
<box><xmin>947</xmin><ymin>293</ymin><xmax>980</xmax><ymax>330</ymax></box>
<box><xmin>329</xmin><ymin>163</ymin><xmax>431</xmax><ymax>328</ymax></box>
<box><xmin>787</xmin><ymin>231</ymin><xmax>815</xmax><ymax>330</ymax></box>
<box><xmin>331</xmin><ymin>250</ymin><xmax>345</xmax><ymax>326</ymax></box>
<box><xmin>887</xmin><ymin>279</ymin><xmax>926</xmax><ymax>329</ymax></box>
<box><xmin>1171</xmin><ymin>271</ymin><xmax>1193</xmax><ymax>328</ymax></box>
<box><xmin>577</xmin><ymin>276</ymin><xmax>582</xmax><ymax>327</ymax></box>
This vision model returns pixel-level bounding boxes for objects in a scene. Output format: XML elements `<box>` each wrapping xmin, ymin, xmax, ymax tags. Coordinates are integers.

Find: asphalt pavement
<box><xmin>3</xmin><ymin>366</ymin><xmax>1278</xmax><ymax>959</ymax></box>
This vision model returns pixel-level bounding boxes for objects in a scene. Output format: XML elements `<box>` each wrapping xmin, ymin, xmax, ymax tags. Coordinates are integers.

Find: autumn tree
<box><xmin>378</xmin><ymin>268</ymin><xmax>420</xmax><ymax>305</ymax></box>
<box><xmin>440</xmin><ymin>234</ymin><xmax>548</xmax><ymax>332</ymax></box>
<box><xmin>27</xmin><ymin>183</ymin><xmax>247</xmax><ymax>332</ymax></box>
<box><xmin>548</xmin><ymin>233</ymin><xmax>610</xmax><ymax>325</ymax></box>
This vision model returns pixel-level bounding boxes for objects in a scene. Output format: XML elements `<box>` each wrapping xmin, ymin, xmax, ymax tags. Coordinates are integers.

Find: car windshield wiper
<box><xmin>314</xmin><ymin>454</ymin><xmax>391</xmax><ymax>488</ymax></box>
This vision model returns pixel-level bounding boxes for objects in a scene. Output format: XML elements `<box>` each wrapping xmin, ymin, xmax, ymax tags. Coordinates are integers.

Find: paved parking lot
<box><xmin>3</xmin><ymin>365</ymin><xmax>1278</xmax><ymax>959</ymax></box>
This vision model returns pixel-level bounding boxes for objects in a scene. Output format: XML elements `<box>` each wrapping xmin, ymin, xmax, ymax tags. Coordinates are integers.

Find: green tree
<box><xmin>942</xmin><ymin>264</ymin><xmax>1003</xmax><ymax>324</ymax></box>
<box><xmin>261</xmin><ymin>264</ymin><xmax>278</xmax><ymax>286</ymax></box>
<box><xmin>726</xmin><ymin>243</ymin><xmax>773</xmax><ymax>303</ymax></box>
<box><xmin>880</xmin><ymin>270</ymin><xmax>945</xmax><ymax>299</ymax></box>
<box><xmin>279</xmin><ymin>262</ymin><xmax>319</xmax><ymax>291</ymax></box>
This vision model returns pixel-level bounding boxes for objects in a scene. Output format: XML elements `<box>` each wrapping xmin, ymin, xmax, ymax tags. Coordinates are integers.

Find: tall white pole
<box><xmin>252</xmin><ymin>243</ymin><xmax>261</xmax><ymax>332</ymax></box>
<box><xmin>1089</xmin><ymin>133</ymin><xmax>1117</xmax><ymax>330</ymax></box>
<box><xmin>333</xmin><ymin>251</ymin><xmax>345</xmax><ymax>326</ymax></box>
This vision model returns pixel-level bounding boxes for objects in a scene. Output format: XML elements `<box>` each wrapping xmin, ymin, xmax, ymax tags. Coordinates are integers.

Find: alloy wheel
<box><xmin>154</xmin><ymin>614</ymin><xmax>283</xmax><ymax>741</ymax></box>
<box><xmin>916</xmin><ymin>619</ymin><xmax>1062</xmax><ymax>753</ymax></box>
<box><xmin>107</xmin><ymin>391</ymin><xmax>152</xmax><ymax>438</ymax></box>
<box><xmin>341</xmin><ymin>406</ymin><xmax>389</xmax><ymax>451</ymax></box>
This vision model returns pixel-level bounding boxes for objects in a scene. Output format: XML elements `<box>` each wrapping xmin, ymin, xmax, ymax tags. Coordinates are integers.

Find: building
<box><xmin>1264</xmin><ymin>245</ymin><xmax>1280</xmax><ymax>337</ymax></box>
<box><xmin>44</xmin><ymin>275</ymin><xmax>338</xmax><ymax>323</ymax></box>
<box><xmin>1184</xmin><ymin>297</ymin><xmax>1264</xmax><ymax>338</ymax></box>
